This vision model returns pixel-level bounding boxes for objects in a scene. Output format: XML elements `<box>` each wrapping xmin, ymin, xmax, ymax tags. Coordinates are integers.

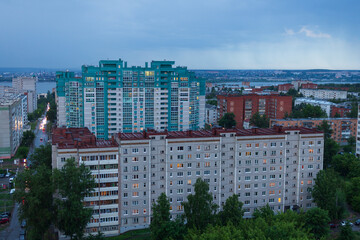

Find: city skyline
<box><xmin>0</xmin><ymin>0</ymin><xmax>359</xmax><ymax>70</ymax></box>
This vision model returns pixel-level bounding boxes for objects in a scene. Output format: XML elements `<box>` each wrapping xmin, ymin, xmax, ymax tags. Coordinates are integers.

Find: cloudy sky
<box><xmin>0</xmin><ymin>0</ymin><xmax>359</xmax><ymax>69</ymax></box>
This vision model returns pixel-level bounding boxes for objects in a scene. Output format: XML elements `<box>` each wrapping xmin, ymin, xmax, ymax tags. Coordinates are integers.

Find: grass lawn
<box><xmin>106</xmin><ymin>229</ymin><xmax>150</xmax><ymax>240</ymax></box>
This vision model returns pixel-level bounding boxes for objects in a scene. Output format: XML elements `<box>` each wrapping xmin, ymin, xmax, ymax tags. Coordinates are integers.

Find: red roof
<box><xmin>52</xmin><ymin>127</ymin><xmax>118</xmax><ymax>149</ymax></box>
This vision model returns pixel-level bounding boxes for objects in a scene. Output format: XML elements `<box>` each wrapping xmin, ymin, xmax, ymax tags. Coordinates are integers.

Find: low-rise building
<box><xmin>299</xmin><ymin>89</ymin><xmax>347</xmax><ymax>100</ymax></box>
<box><xmin>278</xmin><ymin>83</ymin><xmax>294</xmax><ymax>92</ymax></box>
<box><xmin>301</xmin><ymin>83</ymin><xmax>318</xmax><ymax>89</ymax></box>
<box><xmin>270</xmin><ymin>118</ymin><xmax>356</xmax><ymax>144</ymax></box>
<box><xmin>52</xmin><ymin>126</ymin><xmax>324</xmax><ymax>237</ymax></box>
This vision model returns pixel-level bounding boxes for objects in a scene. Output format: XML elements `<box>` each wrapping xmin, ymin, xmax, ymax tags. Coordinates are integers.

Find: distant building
<box><xmin>242</xmin><ymin>81</ymin><xmax>250</xmax><ymax>87</ymax></box>
<box><xmin>0</xmin><ymin>91</ymin><xmax>25</xmax><ymax>159</ymax></box>
<box><xmin>278</xmin><ymin>83</ymin><xmax>294</xmax><ymax>92</ymax></box>
<box><xmin>299</xmin><ymin>89</ymin><xmax>347</xmax><ymax>100</ymax></box>
<box><xmin>12</xmin><ymin>76</ymin><xmax>37</xmax><ymax>113</ymax></box>
<box><xmin>52</xmin><ymin>126</ymin><xmax>323</xmax><ymax>236</ymax></box>
<box><xmin>217</xmin><ymin>94</ymin><xmax>292</xmax><ymax>128</ymax></box>
<box><xmin>291</xmin><ymin>80</ymin><xmax>312</xmax><ymax>90</ymax></box>
<box><xmin>294</xmin><ymin>98</ymin><xmax>335</xmax><ymax>117</ymax></box>
<box><xmin>330</xmin><ymin>106</ymin><xmax>351</xmax><ymax>117</ymax></box>
<box><xmin>56</xmin><ymin>59</ymin><xmax>205</xmax><ymax>139</ymax></box>
<box><xmin>205</xmin><ymin>104</ymin><xmax>217</xmax><ymax>125</ymax></box>
<box><xmin>301</xmin><ymin>83</ymin><xmax>318</xmax><ymax>89</ymax></box>
<box><xmin>270</xmin><ymin>118</ymin><xmax>357</xmax><ymax>144</ymax></box>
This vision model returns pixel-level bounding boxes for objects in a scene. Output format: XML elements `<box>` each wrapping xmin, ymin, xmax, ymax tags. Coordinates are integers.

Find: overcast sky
<box><xmin>1</xmin><ymin>0</ymin><xmax>359</xmax><ymax>69</ymax></box>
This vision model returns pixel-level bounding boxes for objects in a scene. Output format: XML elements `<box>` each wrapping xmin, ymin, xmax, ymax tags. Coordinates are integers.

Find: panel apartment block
<box><xmin>56</xmin><ymin>59</ymin><xmax>205</xmax><ymax>139</ymax></box>
<box><xmin>271</xmin><ymin>118</ymin><xmax>357</xmax><ymax>144</ymax></box>
<box><xmin>52</xmin><ymin>126</ymin><xmax>323</xmax><ymax>237</ymax></box>
<box><xmin>299</xmin><ymin>89</ymin><xmax>347</xmax><ymax>100</ymax></box>
<box><xmin>217</xmin><ymin>94</ymin><xmax>292</xmax><ymax>128</ymax></box>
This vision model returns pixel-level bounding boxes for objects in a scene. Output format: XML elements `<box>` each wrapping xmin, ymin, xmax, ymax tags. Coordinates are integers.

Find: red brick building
<box><xmin>301</xmin><ymin>83</ymin><xmax>318</xmax><ymax>89</ymax></box>
<box><xmin>278</xmin><ymin>83</ymin><xmax>294</xmax><ymax>92</ymax></box>
<box><xmin>330</xmin><ymin>106</ymin><xmax>351</xmax><ymax>117</ymax></box>
<box><xmin>217</xmin><ymin>94</ymin><xmax>292</xmax><ymax>128</ymax></box>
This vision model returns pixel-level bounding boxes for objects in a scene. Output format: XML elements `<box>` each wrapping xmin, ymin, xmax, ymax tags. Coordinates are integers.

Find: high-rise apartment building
<box><xmin>52</xmin><ymin>126</ymin><xmax>323</xmax><ymax>236</ymax></box>
<box><xmin>217</xmin><ymin>94</ymin><xmax>292</xmax><ymax>128</ymax></box>
<box><xmin>56</xmin><ymin>59</ymin><xmax>205</xmax><ymax>139</ymax></box>
<box><xmin>12</xmin><ymin>76</ymin><xmax>37</xmax><ymax>113</ymax></box>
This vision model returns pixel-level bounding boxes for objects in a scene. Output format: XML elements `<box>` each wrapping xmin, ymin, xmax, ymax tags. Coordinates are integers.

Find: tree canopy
<box><xmin>218</xmin><ymin>113</ymin><xmax>236</xmax><ymax>129</ymax></box>
<box><xmin>249</xmin><ymin>112</ymin><xmax>269</xmax><ymax>128</ymax></box>
<box><xmin>290</xmin><ymin>103</ymin><xmax>327</xmax><ymax>118</ymax></box>
<box><xmin>182</xmin><ymin>178</ymin><xmax>218</xmax><ymax>231</ymax></box>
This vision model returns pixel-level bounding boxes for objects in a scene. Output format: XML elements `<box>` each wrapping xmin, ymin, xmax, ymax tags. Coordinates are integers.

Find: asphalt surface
<box><xmin>0</xmin><ymin>114</ymin><xmax>48</xmax><ymax>240</ymax></box>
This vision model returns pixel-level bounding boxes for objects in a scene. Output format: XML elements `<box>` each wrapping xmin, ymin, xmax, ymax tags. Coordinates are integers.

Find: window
<box><xmin>246</xmin><ymin>144</ymin><xmax>251</xmax><ymax>148</ymax></box>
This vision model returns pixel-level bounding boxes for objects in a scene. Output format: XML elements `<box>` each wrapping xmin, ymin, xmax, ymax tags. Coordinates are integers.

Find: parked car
<box><xmin>355</xmin><ymin>219</ymin><xmax>360</xmax><ymax>226</ymax></box>
<box><xmin>0</xmin><ymin>218</ymin><xmax>9</xmax><ymax>224</ymax></box>
<box><xmin>9</xmin><ymin>177</ymin><xmax>14</xmax><ymax>183</ymax></box>
<box><xmin>5</xmin><ymin>173</ymin><xmax>10</xmax><ymax>177</ymax></box>
<box><xmin>341</xmin><ymin>221</ymin><xmax>353</xmax><ymax>226</ymax></box>
<box><xmin>329</xmin><ymin>222</ymin><xmax>339</xmax><ymax>228</ymax></box>
<box><xmin>19</xmin><ymin>229</ymin><xmax>26</xmax><ymax>240</ymax></box>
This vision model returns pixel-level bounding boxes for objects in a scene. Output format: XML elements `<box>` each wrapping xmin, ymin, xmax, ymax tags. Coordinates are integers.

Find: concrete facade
<box><xmin>12</xmin><ymin>77</ymin><xmax>37</xmax><ymax>113</ymax></box>
<box><xmin>217</xmin><ymin>94</ymin><xmax>292</xmax><ymax>128</ymax></box>
<box><xmin>205</xmin><ymin>104</ymin><xmax>217</xmax><ymax>125</ymax></box>
<box><xmin>52</xmin><ymin>126</ymin><xmax>323</xmax><ymax>237</ymax></box>
<box><xmin>299</xmin><ymin>89</ymin><xmax>347</xmax><ymax>100</ymax></box>
<box><xmin>270</xmin><ymin>118</ymin><xmax>357</xmax><ymax>144</ymax></box>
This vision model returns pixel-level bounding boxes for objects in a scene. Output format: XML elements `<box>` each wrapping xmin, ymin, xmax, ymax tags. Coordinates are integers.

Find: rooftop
<box><xmin>271</xmin><ymin>118</ymin><xmax>356</xmax><ymax>122</ymax></box>
<box><xmin>118</xmin><ymin>126</ymin><xmax>322</xmax><ymax>141</ymax></box>
<box><xmin>52</xmin><ymin>127</ymin><xmax>118</xmax><ymax>149</ymax></box>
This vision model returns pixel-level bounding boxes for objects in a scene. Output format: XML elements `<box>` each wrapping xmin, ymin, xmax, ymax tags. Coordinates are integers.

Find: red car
<box><xmin>0</xmin><ymin>218</ymin><xmax>9</xmax><ymax>224</ymax></box>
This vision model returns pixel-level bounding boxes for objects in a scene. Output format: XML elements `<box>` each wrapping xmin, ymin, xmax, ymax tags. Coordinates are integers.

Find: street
<box><xmin>0</xmin><ymin>113</ymin><xmax>49</xmax><ymax>240</ymax></box>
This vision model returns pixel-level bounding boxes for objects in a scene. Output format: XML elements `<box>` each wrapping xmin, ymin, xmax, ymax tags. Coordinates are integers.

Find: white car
<box><xmin>341</xmin><ymin>221</ymin><xmax>353</xmax><ymax>226</ymax></box>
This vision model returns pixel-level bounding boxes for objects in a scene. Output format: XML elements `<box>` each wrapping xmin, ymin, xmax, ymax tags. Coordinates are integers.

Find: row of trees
<box><xmin>151</xmin><ymin>178</ymin><xmax>335</xmax><ymax>240</ymax></box>
<box><xmin>14</xmin><ymin>144</ymin><xmax>98</xmax><ymax>240</ymax></box>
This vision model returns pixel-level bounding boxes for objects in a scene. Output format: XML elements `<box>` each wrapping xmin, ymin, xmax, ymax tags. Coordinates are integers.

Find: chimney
<box><xmin>143</xmin><ymin>130</ymin><xmax>147</xmax><ymax>138</ymax></box>
<box><xmin>252</xmin><ymin>128</ymin><xmax>258</xmax><ymax>134</ymax></box>
<box><xmin>212</xmin><ymin>128</ymin><xmax>217</xmax><ymax>136</ymax></box>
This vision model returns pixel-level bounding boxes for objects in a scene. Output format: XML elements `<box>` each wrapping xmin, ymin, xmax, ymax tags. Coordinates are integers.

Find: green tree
<box><xmin>150</xmin><ymin>193</ymin><xmax>186</xmax><ymax>240</ymax></box>
<box><xmin>253</xmin><ymin>204</ymin><xmax>275</xmax><ymax>226</ymax></box>
<box><xmin>21</xmin><ymin>130</ymin><xmax>35</xmax><ymax>147</ymax></box>
<box><xmin>53</xmin><ymin>158</ymin><xmax>96</xmax><ymax>240</ymax></box>
<box><xmin>30</xmin><ymin>144</ymin><xmax>52</xmax><ymax>169</ymax></box>
<box><xmin>218</xmin><ymin>113</ymin><xmax>236</xmax><ymax>129</ymax></box>
<box><xmin>291</xmin><ymin>104</ymin><xmax>327</xmax><ymax>118</ymax></box>
<box><xmin>46</xmin><ymin>102</ymin><xmax>57</xmax><ymax>123</ymax></box>
<box><xmin>343</xmin><ymin>136</ymin><xmax>356</xmax><ymax>153</ymax></box>
<box><xmin>182</xmin><ymin>178</ymin><xmax>218</xmax><ymax>231</ymax></box>
<box><xmin>346</xmin><ymin>177</ymin><xmax>360</xmax><ymax>212</ymax></box>
<box><xmin>346</xmin><ymin>102</ymin><xmax>358</xmax><ymax>118</ymax></box>
<box><xmin>249</xmin><ymin>112</ymin><xmax>269</xmax><ymax>128</ymax></box>
<box><xmin>323</xmin><ymin>138</ymin><xmax>340</xmax><ymax>168</ymax></box>
<box><xmin>338</xmin><ymin>223</ymin><xmax>355</xmax><ymax>240</ymax></box>
<box><xmin>331</xmin><ymin>153</ymin><xmax>359</xmax><ymax>178</ymax></box>
<box><xmin>217</xmin><ymin>194</ymin><xmax>244</xmax><ymax>226</ymax></box>
<box><xmin>304</xmin><ymin>207</ymin><xmax>330</xmax><ymax>240</ymax></box>
<box><xmin>14</xmin><ymin>165</ymin><xmax>54</xmax><ymax>240</ymax></box>
<box><xmin>317</xmin><ymin>120</ymin><xmax>333</xmax><ymax>140</ymax></box>
<box><xmin>16</xmin><ymin>146</ymin><xmax>29</xmax><ymax>159</ymax></box>
<box><xmin>206</xmin><ymin>100</ymin><xmax>217</xmax><ymax>106</ymax></box>
<box><xmin>311</xmin><ymin>169</ymin><xmax>346</xmax><ymax>220</ymax></box>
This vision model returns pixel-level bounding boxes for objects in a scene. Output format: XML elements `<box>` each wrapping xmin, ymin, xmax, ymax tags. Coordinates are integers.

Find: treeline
<box><xmin>150</xmin><ymin>178</ymin><xmax>347</xmax><ymax>240</ymax></box>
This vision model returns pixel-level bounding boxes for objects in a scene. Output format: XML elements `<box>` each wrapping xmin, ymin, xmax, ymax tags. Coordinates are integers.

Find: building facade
<box><xmin>217</xmin><ymin>94</ymin><xmax>292</xmax><ymax>128</ymax></box>
<box><xmin>12</xmin><ymin>76</ymin><xmax>37</xmax><ymax>113</ymax></box>
<box><xmin>56</xmin><ymin>59</ymin><xmax>205</xmax><ymax>139</ymax></box>
<box><xmin>278</xmin><ymin>83</ymin><xmax>294</xmax><ymax>92</ymax></box>
<box><xmin>205</xmin><ymin>104</ymin><xmax>217</xmax><ymax>125</ymax></box>
<box><xmin>299</xmin><ymin>89</ymin><xmax>347</xmax><ymax>100</ymax></box>
<box><xmin>0</xmin><ymin>93</ymin><xmax>24</xmax><ymax>159</ymax></box>
<box><xmin>52</xmin><ymin>126</ymin><xmax>323</xmax><ymax>237</ymax></box>
<box><xmin>270</xmin><ymin>118</ymin><xmax>356</xmax><ymax>144</ymax></box>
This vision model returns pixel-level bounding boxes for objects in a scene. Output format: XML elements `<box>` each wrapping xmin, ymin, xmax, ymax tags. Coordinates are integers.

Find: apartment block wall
<box><xmin>217</xmin><ymin>95</ymin><xmax>292</xmax><ymax>128</ymax></box>
<box><xmin>52</xmin><ymin>127</ymin><xmax>323</xmax><ymax>237</ymax></box>
<box><xmin>270</xmin><ymin>118</ymin><xmax>357</xmax><ymax>144</ymax></box>
<box><xmin>299</xmin><ymin>89</ymin><xmax>347</xmax><ymax>100</ymax></box>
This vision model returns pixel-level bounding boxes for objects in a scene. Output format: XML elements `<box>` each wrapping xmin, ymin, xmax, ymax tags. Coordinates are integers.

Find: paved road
<box><xmin>0</xmin><ymin>113</ymin><xmax>49</xmax><ymax>240</ymax></box>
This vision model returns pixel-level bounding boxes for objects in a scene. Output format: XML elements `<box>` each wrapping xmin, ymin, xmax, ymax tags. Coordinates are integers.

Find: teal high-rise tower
<box><xmin>56</xmin><ymin>59</ymin><xmax>205</xmax><ymax>139</ymax></box>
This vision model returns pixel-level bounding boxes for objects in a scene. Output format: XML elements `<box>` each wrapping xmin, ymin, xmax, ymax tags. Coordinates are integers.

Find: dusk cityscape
<box><xmin>0</xmin><ymin>1</ymin><xmax>360</xmax><ymax>240</ymax></box>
